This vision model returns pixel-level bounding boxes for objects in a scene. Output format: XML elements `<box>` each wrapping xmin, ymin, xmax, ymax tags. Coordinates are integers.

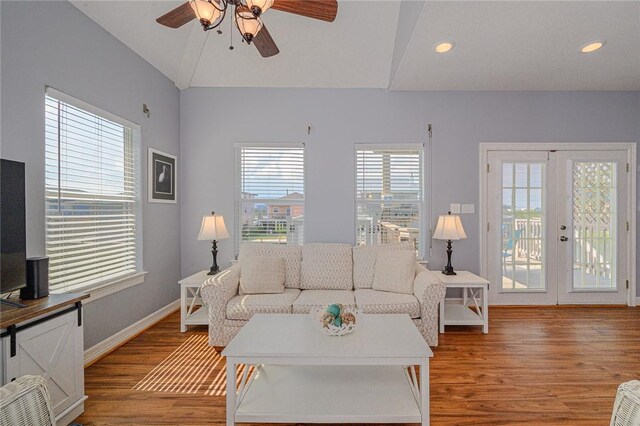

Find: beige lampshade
<box><xmin>432</xmin><ymin>214</ymin><xmax>467</xmax><ymax>241</ymax></box>
<box><xmin>197</xmin><ymin>213</ymin><xmax>230</xmax><ymax>241</ymax></box>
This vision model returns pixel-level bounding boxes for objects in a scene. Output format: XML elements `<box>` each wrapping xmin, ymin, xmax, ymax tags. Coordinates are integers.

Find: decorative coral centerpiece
<box><xmin>312</xmin><ymin>304</ymin><xmax>358</xmax><ymax>336</ymax></box>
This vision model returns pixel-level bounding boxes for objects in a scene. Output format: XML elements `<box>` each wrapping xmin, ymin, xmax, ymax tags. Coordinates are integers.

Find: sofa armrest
<box><xmin>201</xmin><ymin>264</ymin><xmax>240</xmax><ymax>327</ymax></box>
<box><xmin>413</xmin><ymin>265</ymin><xmax>446</xmax><ymax>346</ymax></box>
<box><xmin>414</xmin><ymin>267</ymin><xmax>446</xmax><ymax>309</ymax></box>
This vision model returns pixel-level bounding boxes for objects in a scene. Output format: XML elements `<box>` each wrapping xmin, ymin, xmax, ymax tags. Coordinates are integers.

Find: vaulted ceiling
<box><xmin>70</xmin><ymin>0</ymin><xmax>640</xmax><ymax>91</ymax></box>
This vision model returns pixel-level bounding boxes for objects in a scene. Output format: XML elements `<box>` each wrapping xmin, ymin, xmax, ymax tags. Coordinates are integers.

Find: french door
<box><xmin>486</xmin><ymin>149</ymin><xmax>631</xmax><ymax>305</ymax></box>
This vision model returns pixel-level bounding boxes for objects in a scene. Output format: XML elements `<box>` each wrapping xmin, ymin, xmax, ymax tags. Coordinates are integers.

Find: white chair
<box><xmin>0</xmin><ymin>375</ymin><xmax>57</xmax><ymax>426</ymax></box>
<box><xmin>611</xmin><ymin>380</ymin><xmax>640</xmax><ymax>426</ymax></box>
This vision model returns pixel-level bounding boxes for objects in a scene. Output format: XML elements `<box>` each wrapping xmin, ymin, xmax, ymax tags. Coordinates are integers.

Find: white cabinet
<box><xmin>1</xmin><ymin>304</ymin><xmax>86</xmax><ymax>425</ymax></box>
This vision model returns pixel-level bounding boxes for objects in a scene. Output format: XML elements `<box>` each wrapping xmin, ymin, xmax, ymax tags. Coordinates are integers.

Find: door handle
<box><xmin>560</xmin><ymin>225</ymin><xmax>567</xmax><ymax>230</ymax></box>
<box><xmin>560</xmin><ymin>236</ymin><xmax>568</xmax><ymax>242</ymax></box>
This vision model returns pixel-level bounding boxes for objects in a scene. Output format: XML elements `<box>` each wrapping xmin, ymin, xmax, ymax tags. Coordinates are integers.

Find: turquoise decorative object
<box><xmin>326</xmin><ymin>304</ymin><xmax>341</xmax><ymax>317</ymax></box>
<box><xmin>312</xmin><ymin>306</ymin><xmax>358</xmax><ymax>336</ymax></box>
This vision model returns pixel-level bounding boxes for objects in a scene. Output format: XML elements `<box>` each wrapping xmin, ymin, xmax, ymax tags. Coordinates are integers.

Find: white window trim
<box><xmin>354</xmin><ymin>143</ymin><xmax>427</xmax><ymax>258</ymax></box>
<box><xmin>45</xmin><ymin>86</ymin><xmax>144</xmax><ymax>294</ymax></box>
<box><xmin>234</xmin><ymin>142</ymin><xmax>304</xmax><ymax>149</ymax></box>
<box><xmin>76</xmin><ymin>271</ymin><xmax>147</xmax><ymax>304</ymax></box>
<box><xmin>45</xmin><ymin>86</ymin><xmax>139</xmax><ymax>130</ymax></box>
<box><xmin>356</xmin><ymin>143</ymin><xmax>424</xmax><ymax>151</ymax></box>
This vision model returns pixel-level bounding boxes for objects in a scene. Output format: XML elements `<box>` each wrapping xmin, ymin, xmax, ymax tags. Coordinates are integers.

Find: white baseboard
<box><xmin>84</xmin><ymin>299</ymin><xmax>180</xmax><ymax>366</ymax></box>
<box><xmin>635</xmin><ymin>297</ymin><xmax>639</xmax><ymax>307</ymax></box>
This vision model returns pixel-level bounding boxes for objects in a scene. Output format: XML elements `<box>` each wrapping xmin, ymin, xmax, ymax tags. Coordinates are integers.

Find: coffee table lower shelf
<box><xmin>234</xmin><ymin>364</ymin><xmax>422</xmax><ymax>423</ymax></box>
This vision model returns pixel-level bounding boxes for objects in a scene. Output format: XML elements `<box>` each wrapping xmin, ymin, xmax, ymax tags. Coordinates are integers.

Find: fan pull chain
<box><xmin>229</xmin><ymin>9</ymin><xmax>234</xmax><ymax>50</ymax></box>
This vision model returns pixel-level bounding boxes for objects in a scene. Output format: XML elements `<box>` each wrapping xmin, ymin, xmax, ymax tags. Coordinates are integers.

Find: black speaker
<box><xmin>20</xmin><ymin>257</ymin><xmax>49</xmax><ymax>300</ymax></box>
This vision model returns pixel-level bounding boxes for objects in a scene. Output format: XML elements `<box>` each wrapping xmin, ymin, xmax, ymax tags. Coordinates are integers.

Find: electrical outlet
<box><xmin>449</xmin><ymin>203</ymin><xmax>461</xmax><ymax>214</ymax></box>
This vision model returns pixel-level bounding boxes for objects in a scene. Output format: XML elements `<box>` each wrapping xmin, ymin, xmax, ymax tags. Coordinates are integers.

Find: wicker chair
<box><xmin>0</xmin><ymin>375</ymin><xmax>56</xmax><ymax>426</ymax></box>
<box><xmin>611</xmin><ymin>380</ymin><xmax>640</xmax><ymax>426</ymax></box>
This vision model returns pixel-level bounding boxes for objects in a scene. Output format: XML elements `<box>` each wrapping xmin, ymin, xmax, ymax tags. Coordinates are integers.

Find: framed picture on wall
<box><xmin>148</xmin><ymin>148</ymin><xmax>177</xmax><ymax>203</ymax></box>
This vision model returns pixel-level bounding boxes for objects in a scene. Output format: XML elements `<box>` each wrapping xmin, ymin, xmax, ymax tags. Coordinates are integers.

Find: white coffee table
<box><xmin>222</xmin><ymin>313</ymin><xmax>433</xmax><ymax>426</ymax></box>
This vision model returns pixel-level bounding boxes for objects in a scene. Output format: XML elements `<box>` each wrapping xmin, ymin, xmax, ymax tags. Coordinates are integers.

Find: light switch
<box><xmin>449</xmin><ymin>203</ymin><xmax>461</xmax><ymax>214</ymax></box>
<box><xmin>462</xmin><ymin>203</ymin><xmax>475</xmax><ymax>214</ymax></box>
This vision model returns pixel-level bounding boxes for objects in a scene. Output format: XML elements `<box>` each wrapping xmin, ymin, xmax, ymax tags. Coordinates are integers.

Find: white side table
<box><xmin>179</xmin><ymin>270</ymin><xmax>211</xmax><ymax>332</ymax></box>
<box><xmin>437</xmin><ymin>271</ymin><xmax>490</xmax><ymax>334</ymax></box>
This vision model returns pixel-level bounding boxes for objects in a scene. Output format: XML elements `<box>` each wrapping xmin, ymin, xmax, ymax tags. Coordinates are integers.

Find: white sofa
<box><xmin>200</xmin><ymin>242</ymin><xmax>447</xmax><ymax>347</ymax></box>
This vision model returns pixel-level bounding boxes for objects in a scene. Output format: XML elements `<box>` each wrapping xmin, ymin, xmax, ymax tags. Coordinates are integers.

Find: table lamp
<box><xmin>197</xmin><ymin>212</ymin><xmax>230</xmax><ymax>275</ymax></box>
<box><xmin>432</xmin><ymin>211</ymin><xmax>467</xmax><ymax>275</ymax></box>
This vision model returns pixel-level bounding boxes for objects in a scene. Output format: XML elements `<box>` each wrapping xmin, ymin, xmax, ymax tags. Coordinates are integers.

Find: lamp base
<box><xmin>441</xmin><ymin>267</ymin><xmax>457</xmax><ymax>276</ymax></box>
<box><xmin>207</xmin><ymin>240</ymin><xmax>220</xmax><ymax>276</ymax></box>
<box><xmin>442</xmin><ymin>239</ymin><xmax>457</xmax><ymax>275</ymax></box>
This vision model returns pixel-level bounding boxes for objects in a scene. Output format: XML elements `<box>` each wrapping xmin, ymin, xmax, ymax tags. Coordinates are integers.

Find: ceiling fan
<box><xmin>156</xmin><ymin>0</ymin><xmax>338</xmax><ymax>58</ymax></box>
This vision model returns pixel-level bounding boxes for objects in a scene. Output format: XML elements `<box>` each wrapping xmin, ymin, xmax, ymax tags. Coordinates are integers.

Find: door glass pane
<box><xmin>572</xmin><ymin>162</ymin><xmax>616</xmax><ymax>289</ymax></box>
<box><xmin>501</xmin><ymin>163</ymin><xmax>545</xmax><ymax>291</ymax></box>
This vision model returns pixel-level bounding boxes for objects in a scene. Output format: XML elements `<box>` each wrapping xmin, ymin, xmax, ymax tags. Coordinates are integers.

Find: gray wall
<box><xmin>180</xmin><ymin>88</ymin><xmax>640</xmax><ymax>294</ymax></box>
<box><xmin>1</xmin><ymin>1</ymin><xmax>181</xmax><ymax>348</ymax></box>
<box><xmin>1</xmin><ymin>2</ymin><xmax>637</xmax><ymax>353</ymax></box>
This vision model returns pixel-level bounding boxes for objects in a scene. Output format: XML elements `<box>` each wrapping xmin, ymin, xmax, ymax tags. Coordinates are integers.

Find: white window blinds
<box><xmin>356</xmin><ymin>145</ymin><xmax>424</xmax><ymax>255</ymax></box>
<box><xmin>45</xmin><ymin>89</ymin><xmax>141</xmax><ymax>293</ymax></box>
<box><xmin>236</xmin><ymin>144</ymin><xmax>304</xmax><ymax>248</ymax></box>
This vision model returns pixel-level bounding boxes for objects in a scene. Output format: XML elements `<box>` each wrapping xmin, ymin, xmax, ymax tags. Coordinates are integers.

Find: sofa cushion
<box><xmin>301</xmin><ymin>243</ymin><xmax>353</xmax><ymax>290</ymax></box>
<box><xmin>352</xmin><ymin>245</ymin><xmax>377</xmax><ymax>290</ymax></box>
<box><xmin>239</xmin><ymin>243</ymin><xmax>302</xmax><ymax>289</ymax></box>
<box><xmin>226</xmin><ymin>289</ymin><xmax>301</xmax><ymax>321</ymax></box>
<box><xmin>354</xmin><ymin>289</ymin><xmax>421</xmax><ymax>319</ymax></box>
<box><xmin>353</xmin><ymin>242</ymin><xmax>415</xmax><ymax>289</ymax></box>
<box><xmin>239</xmin><ymin>256</ymin><xmax>286</xmax><ymax>294</ymax></box>
<box><xmin>373</xmin><ymin>250</ymin><xmax>416</xmax><ymax>294</ymax></box>
<box><xmin>292</xmin><ymin>290</ymin><xmax>356</xmax><ymax>314</ymax></box>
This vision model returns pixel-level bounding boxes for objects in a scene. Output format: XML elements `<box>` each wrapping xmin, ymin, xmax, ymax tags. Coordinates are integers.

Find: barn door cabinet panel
<box><xmin>0</xmin><ymin>294</ymin><xmax>88</xmax><ymax>425</ymax></box>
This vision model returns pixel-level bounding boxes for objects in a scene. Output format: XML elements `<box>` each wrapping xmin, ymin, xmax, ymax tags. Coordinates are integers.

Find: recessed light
<box><xmin>435</xmin><ymin>41</ymin><xmax>455</xmax><ymax>54</ymax></box>
<box><xmin>580</xmin><ymin>41</ymin><xmax>606</xmax><ymax>54</ymax></box>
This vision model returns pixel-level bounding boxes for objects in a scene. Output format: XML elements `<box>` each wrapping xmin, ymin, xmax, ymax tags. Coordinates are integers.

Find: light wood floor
<box><xmin>77</xmin><ymin>307</ymin><xmax>640</xmax><ymax>425</ymax></box>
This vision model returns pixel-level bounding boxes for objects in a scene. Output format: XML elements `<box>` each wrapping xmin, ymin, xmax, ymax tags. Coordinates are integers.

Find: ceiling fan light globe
<box><xmin>246</xmin><ymin>0</ymin><xmax>274</xmax><ymax>17</ymax></box>
<box><xmin>190</xmin><ymin>0</ymin><xmax>221</xmax><ymax>27</ymax></box>
<box><xmin>235</xmin><ymin>10</ymin><xmax>263</xmax><ymax>40</ymax></box>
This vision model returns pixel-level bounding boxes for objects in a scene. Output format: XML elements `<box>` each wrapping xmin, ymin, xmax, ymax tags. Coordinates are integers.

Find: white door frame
<box><xmin>479</xmin><ymin>142</ymin><xmax>637</xmax><ymax>306</ymax></box>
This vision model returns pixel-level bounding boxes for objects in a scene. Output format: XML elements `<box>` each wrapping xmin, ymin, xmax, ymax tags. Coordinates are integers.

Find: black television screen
<box><xmin>1</xmin><ymin>159</ymin><xmax>27</xmax><ymax>294</ymax></box>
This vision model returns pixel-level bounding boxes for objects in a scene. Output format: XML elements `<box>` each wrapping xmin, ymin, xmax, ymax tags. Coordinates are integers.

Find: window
<box><xmin>356</xmin><ymin>144</ymin><xmax>425</xmax><ymax>256</ymax></box>
<box><xmin>45</xmin><ymin>88</ymin><xmax>141</xmax><ymax>293</ymax></box>
<box><xmin>236</xmin><ymin>144</ymin><xmax>304</xmax><ymax>249</ymax></box>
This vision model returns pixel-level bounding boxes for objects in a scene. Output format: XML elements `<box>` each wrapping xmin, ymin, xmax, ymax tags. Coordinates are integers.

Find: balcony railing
<box><xmin>356</xmin><ymin>218</ymin><xmax>418</xmax><ymax>252</ymax></box>
<box><xmin>505</xmin><ymin>217</ymin><xmax>612</xmax><ymax>279</ymax></box>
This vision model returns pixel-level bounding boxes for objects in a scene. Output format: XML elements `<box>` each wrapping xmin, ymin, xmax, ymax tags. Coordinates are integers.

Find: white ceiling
<box><xmin>70</xmin><ymin>0</ymin><xmax>640</xmax><ymax>91</ymax></box>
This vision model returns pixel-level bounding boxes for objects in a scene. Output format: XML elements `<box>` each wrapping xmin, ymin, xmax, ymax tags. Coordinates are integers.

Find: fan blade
<box><xmin>253</xmin><ymin>25</ymin><xmax>280</xmax><ymax>58</ymax></box>
<box><xmin>271</xmin><ymin>0</ymin><xmax>337</xmax><ymax>22</ymax></box>
<box><xmin>156</xmin><ymin>2</ymin><xmax>196</xmax><ymax>28</ymax></box>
